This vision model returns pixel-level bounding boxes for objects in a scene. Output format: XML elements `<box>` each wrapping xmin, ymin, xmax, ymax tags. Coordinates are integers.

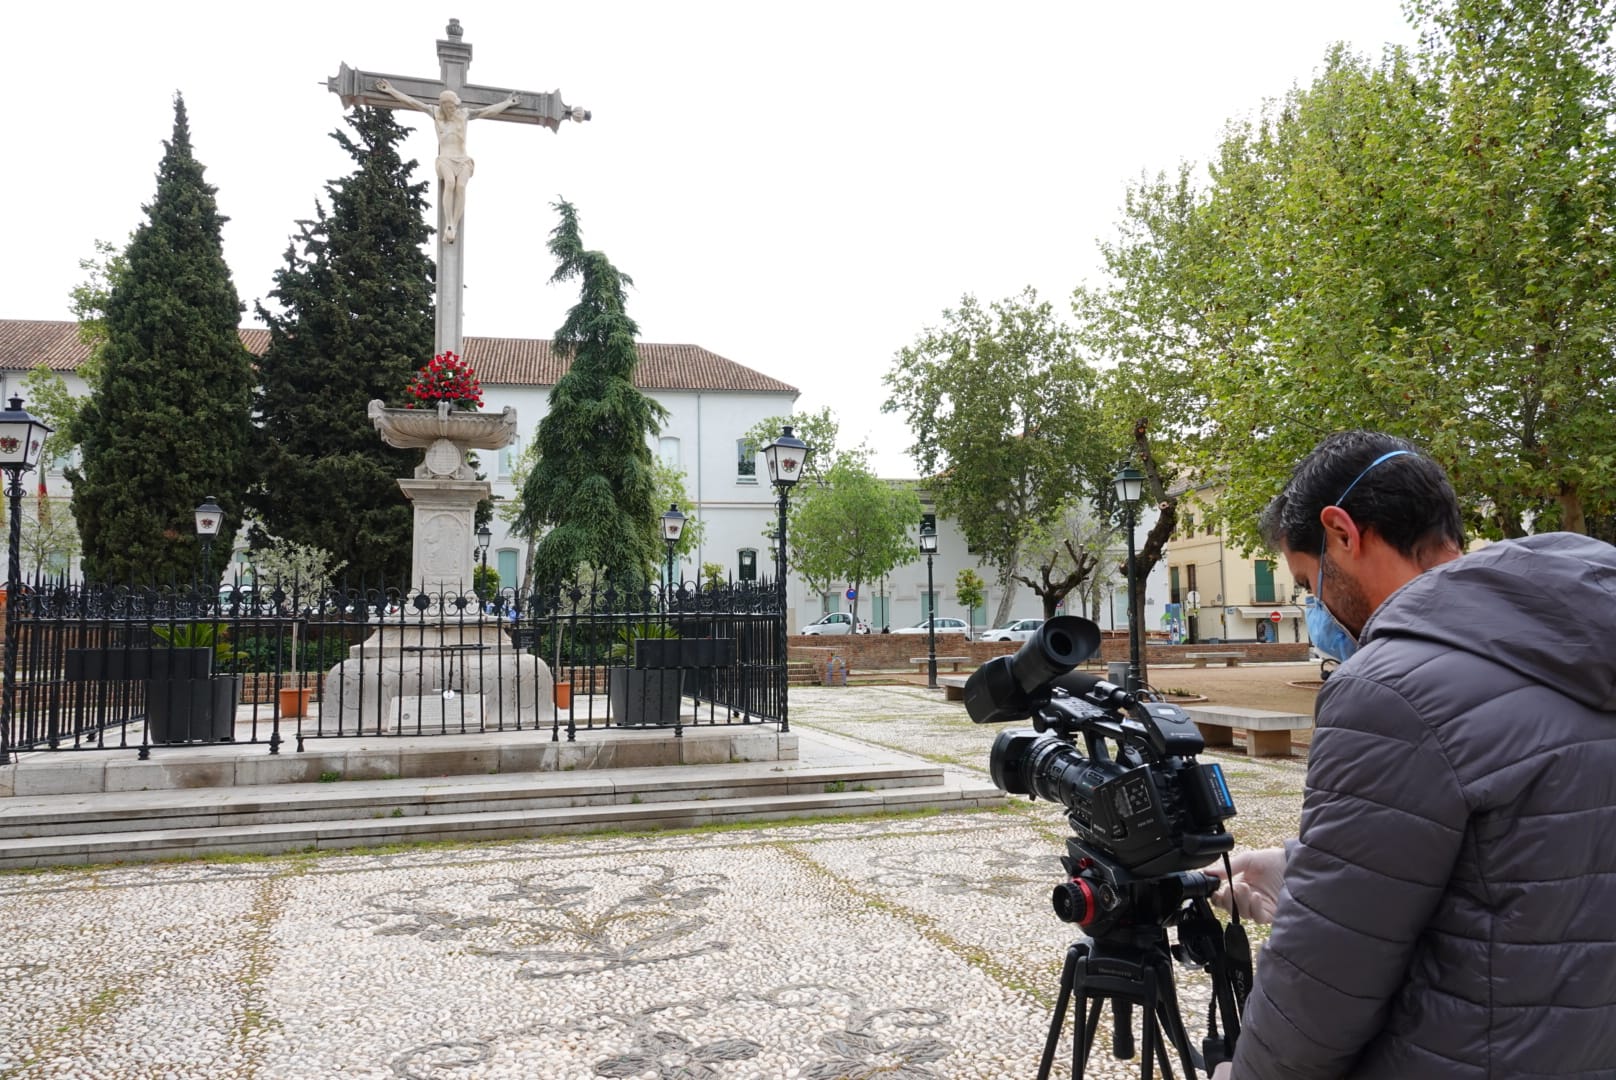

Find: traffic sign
<box><xmin>1270</xmin><ymin>611</ymin><xmax>1283</xmax><ymax>623</ymax></box>
<box><xmin>846</xmin><ymin>588</ymin><xmax>857</xmax><ymax>600</ymax></box>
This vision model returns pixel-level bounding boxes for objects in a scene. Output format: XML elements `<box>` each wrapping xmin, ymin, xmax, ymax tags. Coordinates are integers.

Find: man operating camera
<box><xmin>1209</xmin><ymin>431</ymin><xmax>1616</xmax><ymax>1078</ymax></box>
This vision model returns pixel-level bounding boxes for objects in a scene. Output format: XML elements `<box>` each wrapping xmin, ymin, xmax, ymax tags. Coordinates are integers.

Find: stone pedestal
<box><xmin>324</xmin><ymin>619</ymin><xmax>552</xmax><ymax>733</ymax></box>
<box><xmin>399</xmin><ymin>478</ymin><xmax>487</xmax><ymax>598</ymax></box>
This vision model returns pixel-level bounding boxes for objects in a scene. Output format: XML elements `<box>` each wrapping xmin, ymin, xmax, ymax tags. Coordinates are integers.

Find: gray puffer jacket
<box><xmin>1233</xmin><ymin>533</ymin><xmax>1616</xmax><ymax>1078</ymax></box>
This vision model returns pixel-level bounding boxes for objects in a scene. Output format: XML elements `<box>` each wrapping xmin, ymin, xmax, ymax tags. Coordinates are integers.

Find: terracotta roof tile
<box><xmin>0</xmin><ymin>320</ymin><xmax>797</xmax><ymax>395</ymax></box>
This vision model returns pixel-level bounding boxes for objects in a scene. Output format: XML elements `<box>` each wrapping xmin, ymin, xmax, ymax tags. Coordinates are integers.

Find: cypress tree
<box><xmin>70</xmin><ymin>95</ymin><xmax>254</xmax><ymax>583</ymax></box>
<box><xmin>247</xmin><ymin>108</ymin><xmax>434</xmax><ymax>581</ymax></box>
<box><xmin>518</xmin><ymin>201</ymin><xmax>666</xmax><ymax>587</ymax></box>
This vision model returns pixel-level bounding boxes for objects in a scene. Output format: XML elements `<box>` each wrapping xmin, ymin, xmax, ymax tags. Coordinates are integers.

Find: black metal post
<box><xmin>665</xmin><ymin>540</ymin><xmax>676</xmax><ymax>595</ymax></box>
<box><xmin>775</xmin><ymin>490</ymin><xmax>790</xmax><ymax>733</ymax></box>
<box><xmin>0</xmin><ymin>469</ymin><xmax>22</xmax><ymax>764</ymax></box>
<box><xmin>1125</xmin><ymin>497</ymin><xmax>1142</xmax><ymax>695</ymax></box>
<box><xmin>201</xmin><ymin>536</ymin><xmax>214</xmax><ymax>591</ymax></box>
<box><xmin>925</xmin><ymin>548</ymin><xmax>938</xmax><ymax>689</ymax></box>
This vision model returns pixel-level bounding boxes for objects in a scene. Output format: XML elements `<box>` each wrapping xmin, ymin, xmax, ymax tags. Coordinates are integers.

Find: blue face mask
<box><xmin>1306</xmin><ymin>589</ymin><xmax>1358</xmax><ymax>662</ymax></box>
<box><xmin>1303</xmin><ymin>449</ymin><xmax>1414</xmax><ymax>663</ymax></box>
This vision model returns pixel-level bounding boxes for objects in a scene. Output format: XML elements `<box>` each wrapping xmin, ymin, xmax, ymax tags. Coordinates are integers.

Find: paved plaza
<box><xmin>0</xmin><ymin>685</ymin><xmax>1308</xmax><ymax>1079</ymax></box>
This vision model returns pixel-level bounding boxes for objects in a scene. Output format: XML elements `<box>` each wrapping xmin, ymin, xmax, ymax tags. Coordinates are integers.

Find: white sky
<box><xmin>10</xmin><ymin>1</ymin><xmax>1418</xmax><ymax>476</ymax></box>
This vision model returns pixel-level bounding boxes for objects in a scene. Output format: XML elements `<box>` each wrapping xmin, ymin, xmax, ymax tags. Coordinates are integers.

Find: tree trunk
<box><xmin>1558</xmin><ymin>489</ymin><xmax>1587</xmax><ymax>535</ymax></box>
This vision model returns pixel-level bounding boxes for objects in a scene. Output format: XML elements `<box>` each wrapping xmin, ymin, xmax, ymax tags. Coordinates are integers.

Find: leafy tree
<box><xmin>786</xmin><ymin>458</ymin><xmax>922</xmax><ymax>626</ymax></box>
<box><xmin>248</xmin><ymin>537</ymin><xmax>348</xmax><ymax>602</ymax></box>
<box><xmin>247</xmin><ymin>107</ymin><xmax>434</xmax><ymax>581</ymax></box>
<box><xmin>517</xmin><ymin>201</ymin><xmax>667</xmax><ymax>587</ymax></box>
<box><xmin>15</xmin><ymin>498</ymin><xmax>80</xmax><ymax>578</ymax></box>
<box><xmin>1012</xmin><ymin>498</ymin><xmax>1118</xmax><ymax>621</ymax></box>
<box><xmin>1076</xmin><ymin>0</ymin><xmax>1616</xmax><ymax>548</ymax></box>
<box><xmin>741</xmin><ymin>407</ymin><xmax>861</xmax><ymax>483</ymax></box>
<box><xmin>653</xmin><ymin>459</ymin><xmax>706</xmax><ymax>561</ymax></box>
<box><xmin>69</xmin><ymin>96</ymin><xmax>255</xmax><ymax>583</ymax></box>
<box><xmin>884</xmin><ymin>288</ymin><xmax>1111</xmax><ymax>626</ymax></box>
<box><xmin>954</xmin><ymin>568</ymin><xmax>986</xmax><ymax>625</ymax></box>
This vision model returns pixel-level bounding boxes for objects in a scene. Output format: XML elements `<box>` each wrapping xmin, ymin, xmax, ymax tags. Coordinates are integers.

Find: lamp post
<box><xmin>194</xmin><ymin>496</ymin><xmax>223</xmax><ymax>589</ymax></box>
<box><xmin>762</xmin><ymin>425</ymin><xmax>809</xmax><ymax>733</ymax></box>
<box><xmin>474</xmin><ymin>523</ymin><xmax>492</xmax><ymax>605</ymax></box>
<box><xmin>1113</xmin><ymin>464</ymin><xmax>1146</xmax><ymax>694</ymax></box>
<box><xmin>660</xmin><ymin>504</ymin><xmax>685</xmax><ymax>594</ymax></box>
<box><xmin>0</xmin><ymin>397</ymin><xmax>50</xmax><ymax>766</ymax></box>
<box><xmin>919</xmin><ymin>525</ymin><xmax>939</xmax><ymax>689</ymax></box>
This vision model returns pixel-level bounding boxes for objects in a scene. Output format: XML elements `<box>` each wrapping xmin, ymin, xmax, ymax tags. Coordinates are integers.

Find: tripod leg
<box><xmin>1038</xmin><ymin>943</ymin><xmax>1086</xmax><ymax>1080</ymax></box>
<box><xmin>1155</xmin><ymin>963</ymin><xmax>1200</xmax><ymax>1079</ymax></box>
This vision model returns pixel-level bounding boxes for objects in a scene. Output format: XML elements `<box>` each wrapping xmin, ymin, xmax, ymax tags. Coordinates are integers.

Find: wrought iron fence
<box><xmin>0</xmin><ymin>573</ymin><xmax>786</xmax><ymax>760</ymax></box>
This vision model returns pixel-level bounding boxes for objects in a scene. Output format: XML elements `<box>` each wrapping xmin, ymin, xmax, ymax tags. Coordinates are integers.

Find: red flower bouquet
<box><xmin>403</xmin><ymin>351</ymin><xmax>484</xmax><ymax>410</ymax></box>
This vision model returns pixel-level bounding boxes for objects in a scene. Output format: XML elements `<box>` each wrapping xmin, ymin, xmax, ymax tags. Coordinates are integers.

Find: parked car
<box><xmin>982</xmin><ymin>618</ymin><xmax>1044</xmax><ymax>642</ymax></box>
<box><xmin>894</xmin><ymin>616</ymin><xmax>972</xmax><ymax>640</ymax></box>
<box><xmin>799</xmin><ymin>611</ymin><xmax>871</xmax><ymax>635</ymax></box>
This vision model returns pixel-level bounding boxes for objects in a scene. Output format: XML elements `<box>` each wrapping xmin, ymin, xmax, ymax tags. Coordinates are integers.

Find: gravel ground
<box><xmin>0</xmin><ymin>682</ymin><xmax>1307</xmax><ymax>1079</ymax></box>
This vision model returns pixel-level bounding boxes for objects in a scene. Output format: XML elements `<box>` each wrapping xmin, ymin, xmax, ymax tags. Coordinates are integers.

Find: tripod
<box><xmin>1036</xmin><ymin>889</ymin><xmax>1247</xmax><ymax>1080</ymax></box>
<box><xmin>1038</xmin><ymin>929</ymin><xmax>1198</xmax><ymax>1080</ymax></box>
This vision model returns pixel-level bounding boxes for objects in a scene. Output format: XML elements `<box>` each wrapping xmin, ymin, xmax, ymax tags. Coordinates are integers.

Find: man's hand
<box><xmin>1211</xmin><ymin>1062</ymin><xmax>1233</xmax><ymax>1079</ymax></box>
<box><xmin>1206</xmin><ymin>846</ymin><xmax>1287</xmax><ymax>924</ymax></box>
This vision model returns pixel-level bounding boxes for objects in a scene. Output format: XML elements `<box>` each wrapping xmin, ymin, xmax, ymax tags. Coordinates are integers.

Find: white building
<box><xmin>0</xmin><ymin>320</ymin><xmax>1169</xmax><ymax>638</ymax></box>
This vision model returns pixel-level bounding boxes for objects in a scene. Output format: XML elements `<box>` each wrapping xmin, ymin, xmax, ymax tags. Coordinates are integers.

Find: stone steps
<box><xmin>0</xmin><ymin>731</ymin><xmax>1005</xmax><ymax>869</ymax></box>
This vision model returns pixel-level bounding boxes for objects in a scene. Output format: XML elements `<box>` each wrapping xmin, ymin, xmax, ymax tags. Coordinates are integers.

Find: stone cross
<box><xmin>328</xmin><ymin>18</ymin><xmax>591</xmax><ymax>357</ymax></box>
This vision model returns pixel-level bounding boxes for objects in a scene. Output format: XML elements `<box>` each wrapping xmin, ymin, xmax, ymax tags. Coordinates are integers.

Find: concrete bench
<box><xmin>1183</xmin><ymin>705</ymin><xmax>1311</xmax><ymax>757</ymax></box>
<box><xmin>911</xmin><ymin>656</ymin><xmax>971</xmax><ymax>673</ymax></box>
<box><xmin>938</xmin><ymin>674</ymin><xmax>970</xmax><ymax>701</ymax></box>
<box><xmin>1183</xmin><ymin>651</ymin><xmax>1246</xmax><ymax>668</ymax></box>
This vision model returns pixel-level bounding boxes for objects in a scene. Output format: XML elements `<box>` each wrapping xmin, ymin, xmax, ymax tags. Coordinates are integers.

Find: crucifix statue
<box><xmin>328</xmin><ymin>18</ymin><xmax>591</xmax><ymax>356</ymax></box>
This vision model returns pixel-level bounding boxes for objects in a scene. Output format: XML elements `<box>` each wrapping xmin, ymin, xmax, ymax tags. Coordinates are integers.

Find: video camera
<box><xmin>967</xmin><ymin>616</ymin><xmax>1250</xmax><ymax>1076</ymax></box>
<box><xmin>966</xmin><ymin>617</ymin><xmax>1237</xmax><ymax>928</ymax></box>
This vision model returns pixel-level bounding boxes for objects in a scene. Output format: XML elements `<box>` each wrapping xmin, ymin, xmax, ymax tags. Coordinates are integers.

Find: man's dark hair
<box><xmin>1259</xmin><ymin>431</ymin><xmax>1464</xmax><ymax>559</ymax></box>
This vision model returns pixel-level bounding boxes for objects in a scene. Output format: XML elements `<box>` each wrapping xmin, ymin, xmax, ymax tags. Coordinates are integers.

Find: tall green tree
<box><xmin>247</xmin><ymin>107</ymin><xmax>434</xmax><ymax>581</ymax></box>
<box><xmin>69</xmin><ymin>95</ymin><xmax>254</xmax><ymax>583</ymax></box>
<box><xmin>884</xmin><ymin>288</ymin><xmax>1111</xmax><ymax>626</ymax></box>
<box><xmin>517</xmin><ymin>201</ymin><xmax>667</xmax><ymax>587</ymax></box>
<box><xmin>1077</xmin><ymin>0</ymin><xmax>1616</xmax><ymax>549</ymax></box>
<box><xmin>786</xmin><ymin>459</ymin><xmax>922</xmax><ymax>626</ymax></box>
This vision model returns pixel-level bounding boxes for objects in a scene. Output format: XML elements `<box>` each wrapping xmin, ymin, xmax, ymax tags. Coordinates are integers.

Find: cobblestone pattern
<box><xmin>0</xmin><ymin>687</ymin><xmax>1308</xmax><ymax>1078</ymax></box>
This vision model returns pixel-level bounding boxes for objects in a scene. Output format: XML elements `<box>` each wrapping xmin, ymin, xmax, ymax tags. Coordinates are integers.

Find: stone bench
<box><xmin>1183</xmin><ymin>651</ymin><xmax>1246</xmax><ymax>668</ymax></box>
<box><xmin>1183</xmin><ymin>705</ymin><xmax>1311</xmax><ymax>757</ymax></box>
<box><xmin>911</xmin><ymin>656</ymin><xmax>971</xmax><ymax>673</ymax></box>
<box><xmin>938</xmin><ymin>674</ymin><xmax>970</xmax><ymax>701</ymax></box>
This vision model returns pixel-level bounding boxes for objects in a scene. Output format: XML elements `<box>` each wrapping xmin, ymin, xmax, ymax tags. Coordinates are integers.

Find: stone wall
<box><xmin>788</xmin><ymin>635</ymin><xmax>1309</xmax><ymax>672</ymax></box>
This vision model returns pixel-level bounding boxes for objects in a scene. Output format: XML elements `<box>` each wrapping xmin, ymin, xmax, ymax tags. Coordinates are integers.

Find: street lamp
<box><xmin>475</xmin><ymin>523</ymin><xmax>492</xmax><ymax>603</ymax></box>
<box><xmin>1113</xmin><ymin>464</ymin><xmax>1146</xmax><ymax>694</ymax></box>
<box><xmin>0</xmin><ymin>397</ymin><xmax>50</xmax><ymax>766</ymax></box>
<box><xmin>919</xmin><ymin>525</ymin><xmax>939</xmax><ymax>689</ymax></box>
<box><xmin>660</xmin><ymin>503</ymin><xmax>685</xmax><ymax>593</ymax></box>
<box><xmin>194</xmin><ymin>495</ymin><xmax>223</xmax><ymax>588</ymax></box>
<box><xmin>762</xmin><ymin>425</ymin><xmax>809</xmax><ymax>733</ymax></box>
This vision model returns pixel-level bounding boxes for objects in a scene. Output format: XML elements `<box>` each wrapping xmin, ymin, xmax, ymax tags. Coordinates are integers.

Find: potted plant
<box><xmin>249</xmin><ymin>539</ymin><xmax>346</xmax><ymax>719</ymax></box>
<box><xmin>147</xmin><ymin>621</ymin><xmax>245</xmax><ymax>743</ymax></box>
<box><xmin>607</xmin><ymin>621</ymin><xmax>684</xmax><ymax>726</ymax></box>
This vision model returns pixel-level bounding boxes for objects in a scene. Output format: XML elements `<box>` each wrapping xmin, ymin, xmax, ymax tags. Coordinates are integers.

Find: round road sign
<box><xmin>1269</xmin><ymin>610</ymin><xmax>1283</xmax><ymax>623</ymax></box>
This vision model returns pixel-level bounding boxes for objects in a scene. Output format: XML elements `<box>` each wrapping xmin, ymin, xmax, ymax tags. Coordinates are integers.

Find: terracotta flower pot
<box><xmin>554</xmin><ymin>680</ymin><xmax>572</xmax><ymax>709</ymax></box>
<box><xmin>278</xmin><ymin>687</ymin><xmax>313</xmax><ymax>718</ymax></box>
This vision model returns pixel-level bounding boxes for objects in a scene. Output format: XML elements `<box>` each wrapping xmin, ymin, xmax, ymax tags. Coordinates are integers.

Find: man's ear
<box><xmin>1318</xmin><ymin>505</ymin><xmax>1363</xmax><ymax>556</ymax></box>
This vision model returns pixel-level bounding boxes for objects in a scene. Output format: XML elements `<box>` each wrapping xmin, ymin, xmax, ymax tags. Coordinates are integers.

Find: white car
<box><xmin>894</xmin><ymin>617</ymin><xmax>972</xmax><ymax>640</ymax></box>
<box><xmin>982</xmin><ymin>618</ymin><xmax>1044</xmax><ymax>642</ymax></box>
<box><xmin>799</xmin><ymin>612</ymin><xmax>871</xmax><ymax>635</ymax></box>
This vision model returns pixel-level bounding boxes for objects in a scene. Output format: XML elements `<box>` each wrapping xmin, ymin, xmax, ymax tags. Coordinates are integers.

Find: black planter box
<box><xmin>608</xmin><ymin>668</ymin><xmax>684</xmax><ymax>727</ymax></box>
<box><xmin>633</xmin><ymin>638</ymin><xmax>736</xmax><ymax>669</ymax></box>
<box><xmin>147</xmin><ymin>675</ymin><xmax>240</xmax><ymax>744</ymax></box>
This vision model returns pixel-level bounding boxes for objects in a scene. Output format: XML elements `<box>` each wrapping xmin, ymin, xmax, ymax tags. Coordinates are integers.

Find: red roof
<box><xmin>0</xmin><ymin>320</ymin><xmax>797</xmax><ymax>395</ymax></box>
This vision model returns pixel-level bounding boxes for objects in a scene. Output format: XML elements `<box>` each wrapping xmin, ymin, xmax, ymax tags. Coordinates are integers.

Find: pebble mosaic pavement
<box><xmin>0</xmin><ymin>685</ymin><xmax>1308</xmax><ymax>1079</ymax></box>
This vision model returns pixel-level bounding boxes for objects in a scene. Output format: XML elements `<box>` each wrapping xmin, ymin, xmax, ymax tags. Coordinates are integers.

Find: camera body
<box><xmin>967</xmin><ymin>616</ymin><xmax>1237</xmax><ymax>927</ymax></box>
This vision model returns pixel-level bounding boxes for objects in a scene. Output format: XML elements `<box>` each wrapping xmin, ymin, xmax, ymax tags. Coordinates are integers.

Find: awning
<box><xmin>1235</xmin><ymin>605</ymin><xmax>1303</xmax><ymax>620</ymax></box>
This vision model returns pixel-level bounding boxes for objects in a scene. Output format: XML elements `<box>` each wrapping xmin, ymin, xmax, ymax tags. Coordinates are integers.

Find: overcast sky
<box><xmin>11</xmin><ymin>1</ymin><xmax>1418</xmax><ymax>476</ymax></box>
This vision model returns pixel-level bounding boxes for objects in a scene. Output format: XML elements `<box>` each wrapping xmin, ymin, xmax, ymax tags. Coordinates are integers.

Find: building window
<box><xmin>921</xmin><ymin>591</ymin><xmax>938</xmax><ymax>620</ymax></box>
<box><xmin>738</xmin><ymin>548</ymin><xmax>757</xmax><ymax>582</ymax></box>
<box><xmin>659</xmin><ymin>436</ymin><xmax>680</xmax><ymax>468</ymax></box>
<box><xmin>497</xmin><ymin>438</ymin><xmax>519</xmax><ymax>480</ymax></box>
<box><xmin>497</xmin><ymin>549</ymin><xmax>520</xmax><ymax>593</ymax></box>
<box><xmin>736</xmin><ymin>439</ymin><xmax>756</xmax><ymax>482</ymax></box>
